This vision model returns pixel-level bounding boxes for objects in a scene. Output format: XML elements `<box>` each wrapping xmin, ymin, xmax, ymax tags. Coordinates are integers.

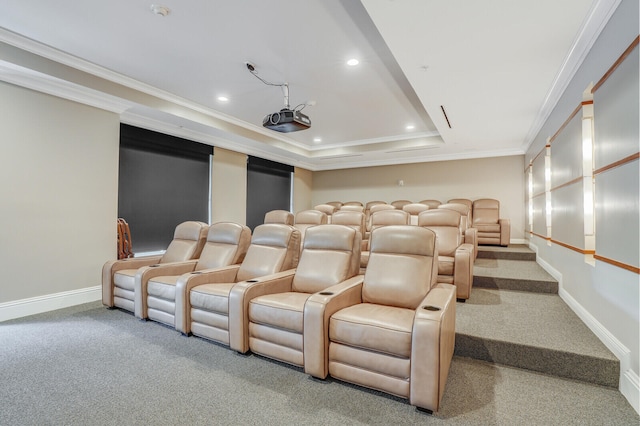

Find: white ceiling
<box><xmin>0</xmin><ymin>0</ymin><xmax>615</xmax><ymax>170</ymax></box>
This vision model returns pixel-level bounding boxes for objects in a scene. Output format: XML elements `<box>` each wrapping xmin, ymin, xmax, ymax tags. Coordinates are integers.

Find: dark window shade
<box><xmin>118</xmin><ymin>124</ymin><xmax>212</xmax><ymax>253</ymax></box>
<box><xmin>246</xmin><ymin>156</ymin><xmax>292</xmax><ymax>230</ymax></box>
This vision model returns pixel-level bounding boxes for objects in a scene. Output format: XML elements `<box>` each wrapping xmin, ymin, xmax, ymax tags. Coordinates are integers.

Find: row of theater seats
<box><xmin>103</xmin><ymin>221</ymin><xmax>456</xmax><ymax>413</ymax></box>
<box><xmin>264</xmin><ymin>207</ymin><xmax>474</xmax><ymax>300</ymax></box>
<box><xmin>313</xmin><ymin>198</ymin><xmax>510</xmax><ymax>247</ymax></box>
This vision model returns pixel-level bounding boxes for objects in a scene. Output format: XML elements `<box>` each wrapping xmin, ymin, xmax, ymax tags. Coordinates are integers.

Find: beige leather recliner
<box><xmin>364</xmin><ymin>201</ymin><xmax>386</xmax><ymax>230</ymax></box>
<box><xmin>339</xmin><ymin>205</ymin><xmax>364</xmax><ymax>212</ymax></box>
<box><xmin>264</xmin><ymin>210</ymin><xmax>294</xmax><ymax>226</ymax></box>
<box><xmin>390</xmin><ymin>199</ymin><xmax>412</xmax><ymax>209</ymax></box>
<box><xmin>325</xmin><ymin>201</ymin><xmax>343</xmax><ymax>209</ymax></box>
<box><xmin>403</xmin><ymin>203</ymin><xmax>429</xmax><ymax>225</ymax></box>
<box><xmin>240</xmin><ymin>224</ymin><xmax>361</xmax><ymax>376</ymax></box>
<box><xmin>418</xmin><ymin>209</ymin><xmax>474</xmax><ymax>300</ymax></box>
<box><xmin>294</xmin><ymin>210</ymin><xmax>328</xmax><ymax>249</ymax></box>
<box><xmin>365</xmin><ymin>203</ymin><xmax>396</xmax><ymax>235</ymax></box>
<box><xmin>420</xmin><ymin>199</ymin><xmax>442</xmax><ymax>209</ymax></box>
<box><xmin>134</xmin><ymin>222</ymin><xmax>251</xmax><ymax>323</ymax></box>
<box><xmin>361</xmin><ymin>209</ymin><xmax>410</xmax><ymax>271</ymax></box>
<box><xmin>365</xmin><ymin>200</ymin><xmax>386</xmax><ymax>211</ymax></box>
<box><xmin>102</xmin><ymin>221</ymin><xmax>209</xmax><ymax>313</ymax></box>
<box><xmin>342</xmin><ymin>201</ymin><xmax>363</xmax><ymax>207</ymax></box>
<box><xmin>173</xmin><ymin>223</ymin><xmax>301</xmax><ymax>346</ymax></box>
<box><xmin>438</xmin><ymin>203</ymin><xmax>478</xmax><ymax>260</ymax></box>
<box><xmin>327</xmin><ymin>225</ymin><xmax>456</xmax><ymax>413</ymax></box>
<box><xmin>472</xmin><ymin>198</ymin><xmax>510</xmax><ymax>246</ymax></box>
<box><xmin>331</xmin><ymin>210</ymin><xmax>367</xmax><ymax>251</ymax></box>
<box><xmin>314</xmin><ymin>204</ymin><xmax>338</xmax><ymax>223</ymax></box>
<box><xmin>448</xmin><ymin>198</ymin><xmax>473</xmax><ymax>223</ymax></box>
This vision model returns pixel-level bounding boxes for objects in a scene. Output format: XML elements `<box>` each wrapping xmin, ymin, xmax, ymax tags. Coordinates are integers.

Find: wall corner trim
<box><xmin>0</xmin><ymin>286</ymin><xmax>101</xmax><ymax>323</ymax></box>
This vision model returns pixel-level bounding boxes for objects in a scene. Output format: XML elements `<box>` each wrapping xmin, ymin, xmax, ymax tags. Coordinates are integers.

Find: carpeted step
<box><xmin>473</xmin><ymin>258</ymin><xmax>558</xmax><ymax>294</ymax></box>
<box><xmin>477</xmin><ymin>244</ymin><xmax>536</xmax><ymax>261</ymax></box>
<box><xmin>455</xmin><ymin>289</ymin><xmax>620</xmax><ymax>388</ymax></box>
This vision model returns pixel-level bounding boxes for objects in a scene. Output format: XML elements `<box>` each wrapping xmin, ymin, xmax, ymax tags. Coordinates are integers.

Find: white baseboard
<box><xmin>510</xmin><ymin>238</ymin><xmax>527</xmax><ymax>244</ymax></box>
<box><xmin>621</xmin><ymin>369</ymin><xmax>640</xmax><ymax>414</ymax></box>
<box><xmin>0</xmin><ymin>286</ymin><xmax>101</xmax><ymax>323</ymax></box>
<box><xmin>530</xmin><ymin>240</ymin><xmax>639</xmax><ymax>414</ymax></box>
<box><xmin>559</xmin><ymin>286</ymin><xmax>638</xmax><ymax>414</ymax></box>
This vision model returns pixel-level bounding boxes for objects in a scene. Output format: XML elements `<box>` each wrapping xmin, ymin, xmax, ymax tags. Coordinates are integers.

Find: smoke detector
<box><xmin>150</xmin><ymin>4</ymin><xmax>170</xmax><ymax>16</ymax></box>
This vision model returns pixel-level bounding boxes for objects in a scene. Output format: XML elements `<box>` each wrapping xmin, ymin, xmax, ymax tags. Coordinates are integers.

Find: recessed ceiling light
<box><xmin>150</xmin><ymin>4</ymin><xmax>170</xmax><ymax>16</ymax></box>
<box><xmin>346</xmin><ymin>58</ymin><xmax>359</xmax><ymax>66</ymax></box>
<box><xmin>313</xmin><ymin>137</ymin><xmax>322</xmax><ymax>143</ymax></box>
<box><xmin>406</xmin><ymin>125</ymin><xmax>415</xmax><ymax>130</ymax></box>
<box><xmin>217</xmin><ymin>96</ymin><xmax>229</xmax><ymax>102</ymax></box>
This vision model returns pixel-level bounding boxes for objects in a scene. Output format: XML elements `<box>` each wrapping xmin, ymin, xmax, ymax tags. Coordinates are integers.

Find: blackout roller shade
<box><xmin>118</xmin><ymin>124</ymin><xmax>213</xmax><ymax>253</ymax></box>
<box><xmin>246</xmin><ymin>156</ymin><xmax>293</xmax><ymax>230</ymax></box>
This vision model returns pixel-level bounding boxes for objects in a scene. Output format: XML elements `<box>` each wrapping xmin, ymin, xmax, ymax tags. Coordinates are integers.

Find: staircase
<box><xmin>455</xmin><ymin>244</ymin><xmax>620</xmax><ymax>388</ymax></box>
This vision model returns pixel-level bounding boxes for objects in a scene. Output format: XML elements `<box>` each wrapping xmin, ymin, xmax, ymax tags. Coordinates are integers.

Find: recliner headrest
<box><xmin>264</xmin><ymin>210</ymin><xmax>294</xmax><ymax>226</ymax></box>
<box><xmin>438</xmin><ymin>203</ymin><xmax>470</xmax><ymax>215</ymax></box>
<box><xmin>365</xmin><ymin>201</ymin><xmax>387</xmax><ymax>210</ymax></box>
<box><xmin>370</xmin><ymin>225</ymin><xmax>436</xmax><ymax>257</ymax></box>
<box><xmin>174</xmin><ymin>221</ymin><xmax>208</xmax><ymax>240</ymax></box>
<box><xmin>369</xmin><ymin>204</ymin><xmax>396</xmax><ymax>214</ymax></box>
<box><xmin>419</xmin><ymin>199</ymin><xmax>442</xmax><ymax>209</ymax></box>
<box><xmin>295</xmin><ymin>209</ymin><xmax>327</xmax><ymax>225</ymax></box>
<box><xmin>418</xmin><ymin>209</ymin><xmax>461</xmax><ymax>227</ymax></box>
<box><xmin>371</xmin><ymin>209</ymin><xmax>410</xmax><ymax>226</ymax></box>
<box><xmin>303</xmin><ymin>224</ymin><xmax>358</xmax><ymax>252</ymax></box>
<box><xmin>402</xmin><ymin>203</ymin><xmax>429</xmax><ymax>215</ymax></box>
<box><xmin>252</xmin><ymin>223</ymin><xmax>297</xmax><ymax>248</ymax></box>
<box><xmin>313</xmin><ymin>204</ymin><xmax>337</xmax><ymax>215</ymax></box>
<box><xmin>208</xmin><ymin>222</ymin><xmax>251</xmax><ymax>245</ymax></box>
<box><xmin>448</xmin><ymin>198</ymin><xmax>473</xmax><ymax>208</ymax></box>
<box><xmin>473</xmin><ymin>198</ymin><xmax>500</xmax><ymax>210</ymax></box>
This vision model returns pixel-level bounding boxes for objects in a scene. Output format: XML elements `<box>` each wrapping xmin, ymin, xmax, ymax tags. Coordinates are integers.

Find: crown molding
<box><xmin>0</xmin><ymin>60</ymin><xmax>133</xmax><ymax>113</ymax></box>
<box><xmin>309</xmin><ymin>147</ymin><xmax>525</xmax><ymax>171</ymax></box>
<box><xmin>521</xmin><ymin>0</ymin><xmax>622</xmax><ymax>153</ymax></box>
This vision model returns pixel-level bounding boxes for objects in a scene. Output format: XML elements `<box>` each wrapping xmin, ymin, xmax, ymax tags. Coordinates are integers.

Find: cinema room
<box><xmin>0</xmin><ymin>0</ymin><xmax>638</xmax><ymax>424</ymax></box>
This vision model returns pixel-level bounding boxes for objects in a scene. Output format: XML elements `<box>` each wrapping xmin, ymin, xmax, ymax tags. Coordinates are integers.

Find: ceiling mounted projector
<box><xmin>246</xmin><ymin>62</ymin><xmax>311</xmax><ymax>133</ymax></box>
<box><xmin>263</xmin><ymin>109</ymin><xmax>311</xmax><ymax>133</ymax></box>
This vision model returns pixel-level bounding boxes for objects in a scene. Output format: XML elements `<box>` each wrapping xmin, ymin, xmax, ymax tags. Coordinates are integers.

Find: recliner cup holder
<box><xmin>150</xmin><ymin>264</ymin><xmax>160</xmax><ymax>267</ymax></box>
<box><xmin>422</xmin><ymin>305</ymin><xmax>440</xmax><ymax>311</ymax></box>
<box><xmin>245</xmin><ymin>279</ymin><xmax>258</xmax><ymax>283</ymax></box>
<box><xmin>319</xmin><ymin>291</ymin><xmax>334</xmax><ymax>296</ymax></box>
<box><xmin>191</xmin><ymin>271</ymin><xmax>202</xmax><ymax>274</ymax></box>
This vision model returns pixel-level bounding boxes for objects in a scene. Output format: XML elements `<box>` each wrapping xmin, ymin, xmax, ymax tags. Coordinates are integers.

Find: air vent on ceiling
<box><xmin>318</xmin><ymin>154</ymin><xmax>364</xmax><ymax>160</ymax></box>
<box><xmin>440</xmin><ymin>105</ymin><xmax>452</xmax><ymax>129</ymax></box>
<box><xmin>385</xmin><ymin>145</ymin><xmax>440</xmax><ymax>154</ymax></box>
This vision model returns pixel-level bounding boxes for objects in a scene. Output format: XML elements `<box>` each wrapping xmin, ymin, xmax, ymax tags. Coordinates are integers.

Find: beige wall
<box><xmin>211</xmin><ymin>147</ymin><xmax>247</xmax><ymax>224</ymax></box>
<box><xmin>293</xmin><ymin>167</ymin><xmax>313</xmax><ymax>214</ymax></box>
<box><xmin>312</xmin><ymin>155</ymin><xmax>526</xmax><ymax>241</ymax></box>
<box><xmin>0</xmin><ymin>82</ymin><xmax>119</xmax><ymax>303</ymax></box>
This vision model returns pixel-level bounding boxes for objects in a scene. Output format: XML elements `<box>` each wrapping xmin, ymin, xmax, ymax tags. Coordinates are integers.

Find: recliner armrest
<box><xmin>463</xmin><ymin>227</ymin><xmax>478</xmax><ymax>260</ymax></box>
<box><xmin>133</xmin><ymin>260</ymin><xmax>199</xmax><ymax>319</ymax></box>
<box><xmin>499</xmin><ymin>218</ymin><xmax>510</xmax><ymax>246</ymax></box>
<box><xmin>453</xmin><ymin>243</ymin><xmax>474</xmax><ymax>300</ymax></box>
<box><xmin>102</xmin><ymin>255</ymin><xmax>163</xmax><ymax>307</ymax></box>
<box><xmin>173</xmin><ymin>265</ymin><xmax>241</xmax><ymax>334</ymax></box>
<box><xmin>228</xmin><ymin>269</ymin><xmax>297</xmax><ymax>353</ymax></box>
<box><xmin>303</xmin><ymin>275</ymin><xmax>365</xmax><ymax>379</ymax></box>
<box><xmin>410</xmin><ymin>283</ymin><xmax>456</xmax><ymax>412</ymax></box>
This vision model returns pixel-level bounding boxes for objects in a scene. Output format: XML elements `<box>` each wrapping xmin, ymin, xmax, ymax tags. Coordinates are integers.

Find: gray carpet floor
<box><xmin>473</xmin><ymin>258</ymin><xmax>557</xmax><ymax>282</ymax></box>
<box><xmin>456</xmin><ymin>288</ymin><xmax>616</xmax><ymax>359</ymax></box>
<box><xmin>1</xmin><ymin>301</ymin><xmax>638</xmax><ymax>425</ymax></box>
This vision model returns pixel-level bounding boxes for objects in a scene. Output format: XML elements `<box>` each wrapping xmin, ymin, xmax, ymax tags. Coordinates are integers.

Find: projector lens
<box><xmin>270</xmin><ymin>112</ymin><xmax>280</xmax><ymax>125</ymax></box>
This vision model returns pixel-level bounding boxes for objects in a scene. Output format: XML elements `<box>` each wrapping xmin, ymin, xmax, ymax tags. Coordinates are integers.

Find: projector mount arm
<box><xmin>246</xmin><ymin>62</ymin><xmax>290</xmax><ymax>110</ymax></box>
